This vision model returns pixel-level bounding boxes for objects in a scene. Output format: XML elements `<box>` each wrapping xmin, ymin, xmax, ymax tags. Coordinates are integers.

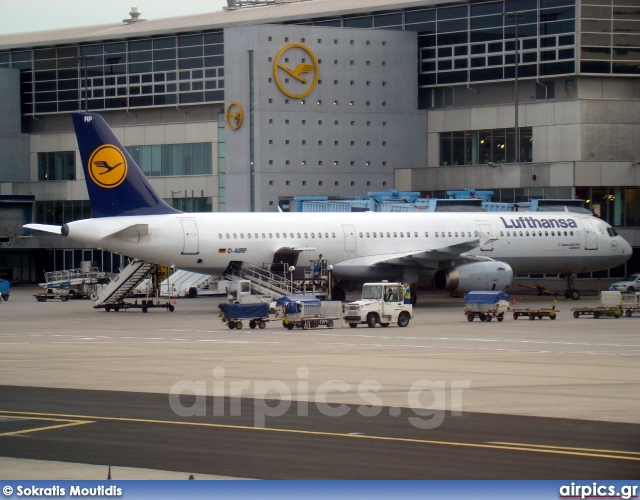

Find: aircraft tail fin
<box><xmin>72</xmin><ymin>113</ymin><xmax>181</xmax><ymax>218</ymax></box>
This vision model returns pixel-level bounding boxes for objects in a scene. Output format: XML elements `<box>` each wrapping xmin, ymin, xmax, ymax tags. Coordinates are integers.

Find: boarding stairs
<box><xmin>159</xmin><ymin>270</ymin><xmax>221</xmax><ymax>298</ymax></box>
<box><xmin>224</xmin><ymin>261</ymin><xmax>330</xmax><ymax>300</ymax></box>
<box><xmin>93</xmin><ymin>259</ymin><xmax>154</xmax><ymax>307</ymax></box>
<box><xmin>224</xmin><ymin>261</ymin><xmax>298</xmax><ymax>299</ymax></box>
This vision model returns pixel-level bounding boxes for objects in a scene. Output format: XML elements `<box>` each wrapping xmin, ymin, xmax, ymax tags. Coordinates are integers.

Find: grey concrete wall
<box><xmin>0</xmin><ymin>68</ymin><xmax>29</xmax><ymax>182</ymax></box>
<box><xmin>224</xmin><ymin>25</ymin><xmax>427</xmax><ymax>212</ymax></box>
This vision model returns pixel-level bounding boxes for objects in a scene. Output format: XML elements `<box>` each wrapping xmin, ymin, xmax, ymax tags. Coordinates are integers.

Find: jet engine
<box><xmin>434</xmin><ymin>261</ymin><xmax>513</xmax><ymax>293</ymax></box>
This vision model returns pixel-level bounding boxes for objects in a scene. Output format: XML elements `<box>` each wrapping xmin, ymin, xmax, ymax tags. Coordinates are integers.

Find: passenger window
<box><xmin>359</xmin><ymin>232</ymin><xmax>363</xmax><ymax>238</ymax></box>
<box><xmin>318</xmin><ymin>233</ymin><xmax>322</xmax><ymax>238</ymax></box>
<box><xmin>276</xmin><ymin>233</ymin><xmax>280</xmax><ymax>238</ymax></box>
<box><xmin>311</xmin><ymin>233</ymin><xmax>315</xmax><ymax>238</ymax></box>
<box><xmin>500</xmin><ymin>231</ymin><xmax>504</xmax><ymax>236</ymax></box>
<box><xmin>325</xmin><ymin>232</ymin><xmax>329</xmax><ymax>238</ymax></box>
<box><xmin>332</xmin><ymin>232</ymin><xmax>336</xmax><ymax>238</ymax></box>
<box><xmin>269</xmin><ymin>233</ymin><xmax>273</xmax><ymax>238</ymax></box>
<box><xmin>519</xmin><ymin>231</ymin><xmax>523</xmax><ymax>236</ymax></box>
<box><xmin>435</xmin><ymin>232</ymin><xmax>439</xmax><ymax>237</ymax></box>
<box><xmin>400</xmin><ymin>232</ymin><xmax>404</xmax><ymax>237</ymax></box>
<box><xmin>218</xmin><ymin>233</ymin><xmax>222</xmax><ymax>239</ymax></box>
<box><xmin>226</xmin><ymin>233</ymin><xmax>230</xmax><ymax>239</ymax></box>
<box><xmin>366</xmin><ymin>232</ymin><xmax>370</xmax><ymax>237</ymax></box>
<box><xmin>304</xmin><ymin>233</ymin><xmax>308</xmax><ymax>238</ymax></box>
<box><xmin>387</xmin><ymin>232</ymin><xmax>391</xmax><ymax>237</ymax></box>
<box><xmin>233</xmin><ymin>233</ymin><xmax>237</xmax><ymax>239</ymax></box>
<box><xmin>448</xmin><ymin>232</ymin><xmax>452</xmax><ymax>237</ymax></box>
<box><xmin>455</xmin><ymin>232</ymin><xmax>459</xmax><ymax>237</ymax></box>
<box><xmin>526</xmin><ymin>231</ymin><xmax>529</xmax><ymax>236</ymax></box>
<box><xmin>247</xmin><ymin>233</ymin><xmax>251</xmax><ymax>239</ymax></box>
<box><xmin>393</xmin><ymin>232</ymin><xmax>397</xmax><ymax>237</ymax></box>
<box><xmin>474</xmin><ymin>230</ymin><xmax>479</xmax><ymax>237</ymax></box>
<box><xmin>255</xmin><ymin>233</ymin><xmax>259</xmax><ymax>239</ymax></box>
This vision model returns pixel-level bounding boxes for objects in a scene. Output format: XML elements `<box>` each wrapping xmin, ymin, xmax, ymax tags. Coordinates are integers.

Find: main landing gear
<box><xmin>563</xmin><ymin>274</ymin><xmax>581</xmax><ymax>300</ymax></box>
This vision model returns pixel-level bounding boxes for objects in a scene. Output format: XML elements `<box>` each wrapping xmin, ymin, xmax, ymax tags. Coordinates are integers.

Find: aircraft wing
<box><xmin>339</xmin><ymin>238</ymin><xmax>496</xmax><ymax>269</ymax></box>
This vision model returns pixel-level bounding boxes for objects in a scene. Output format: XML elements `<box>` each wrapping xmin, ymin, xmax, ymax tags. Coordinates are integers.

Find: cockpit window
<box><xmin>607</xmin><ymin>227</ymin><xmax>618</xmax><ymax>237</ymax></box>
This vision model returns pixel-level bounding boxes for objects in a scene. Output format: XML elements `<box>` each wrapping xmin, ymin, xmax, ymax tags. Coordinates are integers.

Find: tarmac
<box><xmin>1</xmin><ymin>284</ymin><xmax>638</xmax><ymax>479</ymax></box>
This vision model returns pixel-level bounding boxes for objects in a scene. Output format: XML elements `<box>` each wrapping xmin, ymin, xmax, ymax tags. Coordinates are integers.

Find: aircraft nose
<box><xmin>618</xmin><ymin>236</ymin><xmax>633</xmax><ymax>263</ymax></box>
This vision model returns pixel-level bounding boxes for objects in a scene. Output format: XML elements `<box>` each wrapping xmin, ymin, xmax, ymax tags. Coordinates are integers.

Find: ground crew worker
<box><xmin>313</xmin><ymin>254</ymin><xmax>325</xmax><ymax>278</ymax></box>
<box><xmin>404</xmin><ymin>284</ymin><xmax>411</xmax><ymax>304</ymax></box>
<box><xmin>385</xmin><ymin>288</ymin><xmax>395</xmax><ymax>302</ymax></box>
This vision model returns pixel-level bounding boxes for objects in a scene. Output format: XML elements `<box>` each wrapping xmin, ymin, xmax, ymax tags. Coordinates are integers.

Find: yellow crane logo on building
<box><xmin>273</xmin><ymin>43</ymin><xmax>319</xmax><ymax>99</ymax></box>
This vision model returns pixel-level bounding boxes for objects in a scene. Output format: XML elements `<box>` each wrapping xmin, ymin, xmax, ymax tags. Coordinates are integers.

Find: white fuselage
<box><xmin>62</xmin><ymin>211</ymin><xmax>631</xmax><ymax>281</ymax></box>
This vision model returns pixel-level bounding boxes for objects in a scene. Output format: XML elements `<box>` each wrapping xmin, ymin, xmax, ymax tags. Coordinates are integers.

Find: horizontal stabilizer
<box><xmin>24</xmin><ymin>223</ymin><xmax>63</xmax><ymax>235</ymax></box>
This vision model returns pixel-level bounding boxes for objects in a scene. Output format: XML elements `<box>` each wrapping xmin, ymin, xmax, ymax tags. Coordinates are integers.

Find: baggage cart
<box><xmin>219</xmin><ymin>302</ymin><xmax>270</xmax><ymax>330</ymax></box>
<box><xmin>276</xmin><ymin>295</ymin><xmax>341</xmax><ymax>330</ymax></box>
<box><xmin>572</xmin><ymin>292</ymin><xmax>622</xmax><ymax>319</ymax></box>
<box><xmin>512</xmin><ymin>298</ymin><xmax>558</xmax><ymax>320</ymax></box>
<box><xmin>464</xmin><ymin>291</ymin><xmax>510</xmax><ymax>322</ymax></box>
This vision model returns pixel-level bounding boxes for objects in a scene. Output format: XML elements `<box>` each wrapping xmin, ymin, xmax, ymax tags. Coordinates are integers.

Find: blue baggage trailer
<box><xmin>0</xmin><ymin>279</ymin><xmax>10</xmax><ymax>301</ymax></box>
<box><xmin>464</xmin><ymin>291</ymin><xmax>510</xmax><ymax>322</ymax></box>
<box><xmin>218</xmin><ymin>302</ymin><xmax>270</xmax><ymax>330</ymax></box>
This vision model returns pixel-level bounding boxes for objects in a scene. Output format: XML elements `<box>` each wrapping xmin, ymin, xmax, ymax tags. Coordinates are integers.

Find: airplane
<box><xmin>25</xmin><ymin>112</ymin><xmax>633</xmax><ymax>302</ymax></box>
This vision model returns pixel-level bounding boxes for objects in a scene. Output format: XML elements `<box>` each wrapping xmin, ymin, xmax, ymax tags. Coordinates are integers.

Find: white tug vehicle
<box><xmin>343</xmin><ymin>282</ymin><xmax>413</xmax><ymax>328</ymax></box>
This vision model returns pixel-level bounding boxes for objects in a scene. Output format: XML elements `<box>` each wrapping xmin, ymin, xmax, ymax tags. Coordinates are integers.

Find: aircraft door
<box><xmin>580</xmin><ymin>218</ymin><xmax>598</xmax><ymax>250</ymax></box>
<box><xmin>180</xmin><ymin>218</ymin><xmax>199</xmax><ymax>255</ymax></box>
<box><xmin>342</xmin><ymin>224</ymin><xmax>356</xmax><ymax>253</ymax></box>
<box><xmin>272</xmin><ymin>248</ymin><xmax>300</xmax><ymax>276</ymax></box>
<box><xmin>478</xmin><ymin>223</ymin><xmax>493</xmax><ymax>251</ymax></box>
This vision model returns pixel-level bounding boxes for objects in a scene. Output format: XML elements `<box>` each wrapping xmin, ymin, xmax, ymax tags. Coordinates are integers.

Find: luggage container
<box><xmin>219</xmin><ymin>302</ymin><xmax>270</xmax><ymax>330</ymax></box>
<box><xmin>276</xmin><ymin>295</ymin><xmax>341</xmax><ymax>330</ymax></box>
<box><xmin>0</xmin><ymin>279</ymin><xmax>10</xmax><ymax>301</ymax></box>
<box><xmin>464</xmin><ymin>291</ymin><xmax>510</xmax><ymax>322</ymax></box>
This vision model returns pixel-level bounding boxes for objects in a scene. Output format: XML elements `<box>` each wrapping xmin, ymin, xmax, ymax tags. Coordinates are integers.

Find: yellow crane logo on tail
<box><xmin>88</xmin><ymin>144</ymin><xmax>128</xmax><ymax>189</ymax></box>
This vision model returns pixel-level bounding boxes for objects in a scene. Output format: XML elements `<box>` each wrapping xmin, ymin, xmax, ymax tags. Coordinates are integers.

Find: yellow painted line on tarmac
<box><xmin>0</xmin><ymin>410</ymin><xmax>636</xmax><ymax>462</ymax></box>
<box><xmin>0</xmin><ymin>415</ymin><xmax>94</xmax><ymax>437</ymax></box>
<box><xmin>489</xmin><ymin>441</ymin><xmax>640</xmax><ymax>456</ymax></box>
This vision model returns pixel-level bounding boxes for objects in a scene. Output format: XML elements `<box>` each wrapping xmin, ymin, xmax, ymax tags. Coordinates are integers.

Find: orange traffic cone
<box><xmin>511</xmin><ymin>297</ymin><xmax>516</xmax><ymax>305</ymax></box>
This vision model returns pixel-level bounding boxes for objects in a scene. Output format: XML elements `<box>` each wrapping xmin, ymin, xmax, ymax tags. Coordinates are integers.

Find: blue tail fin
<box><xmin>72</xmin><ymin>113</ymin><xmax>181</xmax><ymax>218</ymax></box>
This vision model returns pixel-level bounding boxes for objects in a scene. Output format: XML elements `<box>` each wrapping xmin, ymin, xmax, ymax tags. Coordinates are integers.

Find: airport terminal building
<box><xmin>0</xmin><ymin>0</ymin><xmax>638</xmax><ymax>282</ymax></box>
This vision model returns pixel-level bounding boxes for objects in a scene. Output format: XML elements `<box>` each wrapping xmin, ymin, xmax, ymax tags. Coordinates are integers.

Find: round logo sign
<box><xmin>273</xmin><ymin>43</ymin><xmax>319</xmax><ymax>99</ymax></box>
<box><xmin>88</xmin><ymin>144</ymin><xmax>128</xmax><ymax>189</ymax></box>
<box><xmin>225</xmin><ymin>102</ymin><xmax>244</xmax><ymax>130</ymax></box>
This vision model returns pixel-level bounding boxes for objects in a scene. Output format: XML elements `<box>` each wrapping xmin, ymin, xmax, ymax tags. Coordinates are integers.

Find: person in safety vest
<box><xmin>313</xmin><ymin>254</ymin><xmax>325</xmax><ymax>278</ymax></box>
<box><xmin>404</xmin><ymin>284</ymin><xmax>412</xmax><ymax>304</ymax></box>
